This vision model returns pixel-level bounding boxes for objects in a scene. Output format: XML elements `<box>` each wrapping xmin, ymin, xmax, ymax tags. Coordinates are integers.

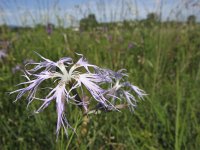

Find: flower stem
<box><xmin>69</xmin><ymin>82</ymin><xmax>83</xmax><ymax>110</ymax></box>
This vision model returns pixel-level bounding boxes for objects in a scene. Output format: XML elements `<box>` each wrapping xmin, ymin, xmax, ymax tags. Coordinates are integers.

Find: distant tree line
<box><xmin>79</xmin><ymin>13</ymin><xmax>197</xmax><ymax>31</ymax></box>
<box><xmin>79</xmin><ymin>14</ymin><xmax>98</xmax><ymax>31</ymax></box>
<box><xmin>0</xmin><ymin>13</ymin><xmax>197</xmax><ymax>32</ymax></box>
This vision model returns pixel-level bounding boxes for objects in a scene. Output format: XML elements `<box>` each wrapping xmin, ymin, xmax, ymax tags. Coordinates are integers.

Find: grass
<box><xmin>0</xmin><ymin>21</ymin><xmax>200</xmax><ymax>150</ymax></box>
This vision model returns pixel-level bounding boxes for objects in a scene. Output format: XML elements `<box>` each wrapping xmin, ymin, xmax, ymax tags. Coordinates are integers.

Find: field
<box><xmin>0</xmin><ymin>20</ymin><xmax>200</xmax><ymax>150</ymax></box>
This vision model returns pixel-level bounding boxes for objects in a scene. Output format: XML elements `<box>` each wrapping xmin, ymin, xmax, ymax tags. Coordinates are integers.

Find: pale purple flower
<box><xmin>12</xmin><ymin>53</ymin><xmax>146</xmax><ymax>138</ymax></box>
<box><xmin>35</xmin><ymin>83</ymin><xmax>70</xmax><ymax>137</ymax></box>
<box><xmin>25</xmin><ymin>52</ymin><xmax>69</xmax><ymax>73</ymax></box>
<box><xmin>76</xmin><ymin>73</ymin><xmax>109</xmax><ymax>107</ymax></box>
<box><xmin>12</xmin><ymin>53</ymin><xmax>110</xmax><ymax>137</ymax></box>
<box><xmin>11</xmin><ymin>71</ymin><xmax>53</xmax><ymax>104</ymax></box>
<box><xmin>128</xmin><ymin>42</ymin><xmax>135</xmax><ymax>49</ymax></box>
<box><xmin>104</xmin><ymin>69</ymin><xmax>147</xmax><ymax>111</ymax></box>
<box><xmin>94</xmin><ymin>68</ymin><xmax>113</xmax><ymax>83</ymax></box>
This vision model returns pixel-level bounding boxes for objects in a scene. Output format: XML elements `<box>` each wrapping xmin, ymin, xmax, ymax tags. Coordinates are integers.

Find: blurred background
<box><xmin>0</xmin><ymin>0</ymin><xmax>200</xmax><ymax>149</ymax></box>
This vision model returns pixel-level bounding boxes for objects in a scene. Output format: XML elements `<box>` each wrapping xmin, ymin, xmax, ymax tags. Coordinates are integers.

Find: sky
<box><xmin>0</xmin><ymin>0</ymin><xmax>199</xmax><ymax>27</ymax></box>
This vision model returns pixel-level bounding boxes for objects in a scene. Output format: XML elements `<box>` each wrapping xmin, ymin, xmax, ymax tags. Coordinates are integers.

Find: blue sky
<box><xmin>0</xmin><ymin>0</ymin><xmax>199</xmax><ymax>27</ymax></box>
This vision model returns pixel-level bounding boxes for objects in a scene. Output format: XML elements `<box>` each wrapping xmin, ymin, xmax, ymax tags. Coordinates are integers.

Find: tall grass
<box><xmin>0</xmin><ymin>0</ymin><xmax>200</xmax><ymax>150</ymax></box>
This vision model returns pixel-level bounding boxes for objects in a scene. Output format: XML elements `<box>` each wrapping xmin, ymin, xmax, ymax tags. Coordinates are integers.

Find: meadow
<box><xmin>0</xmin><ymin>19</ymin><xmax>200</xmax><ymax>150</ymax></box>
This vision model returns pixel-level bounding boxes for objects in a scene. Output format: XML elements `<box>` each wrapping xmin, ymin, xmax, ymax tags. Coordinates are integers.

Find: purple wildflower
<box><xmin>35</xmin><ymin>83</ymin><xmax>70</xmax><ymax>136</ymax></box>
<box><xmin>12</xmin><ymin>53</ymin><xmax>111</xmax><ymax>137</ymax></box>
<box><xmin>12</xmin><ymin>53</ymin><xmax>146</xmax><ymax>138</ymax></box>
<box><xmin>46</xmin><ymin>23</ymin><xmax>53</xmax><ymax>35</ymax></box>
<box><xmin>128</xmin><ymin>42</ymin><xmax>135</xmax><ymax>49</ymax></box>
<box><xmin>11</xmin><ymin>71</ymin><xmax>53</xmax><ymax>104</ymax></box>
<box><xmin>104</xmin><ymin>69</ymin><xmax>147</xmax><ymax>111</ymax></box>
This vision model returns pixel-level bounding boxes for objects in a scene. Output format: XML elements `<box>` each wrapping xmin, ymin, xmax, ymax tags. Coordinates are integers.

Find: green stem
<box><xmin>69</xmin><ymin>82</ymin><xmax>83</xmax><ymax>110</ymax></box>
<box><xmin>65</xmin><ymin>115</ymin><xmax>82</xmax><ymax>150</ymax></box>
<box><xmin>175</xmin><ymin>69</ymin><xmax>181</xmax><ymax>150</ymax></box>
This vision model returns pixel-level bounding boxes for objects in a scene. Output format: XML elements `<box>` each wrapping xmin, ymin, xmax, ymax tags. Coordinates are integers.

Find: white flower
<box><xmin>12</xmin><ymin>53</ymin><xmax>110</xmax><ymax>137</ymax></box>
<box><xmin>12</xmin><ymin>53</ymin><xmax>147</xmax><ymax>138</ymax></box>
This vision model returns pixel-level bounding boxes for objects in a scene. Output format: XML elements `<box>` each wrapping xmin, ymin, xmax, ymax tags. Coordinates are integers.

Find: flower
<box><xmin>12</xmin><ymin>53</ymin><xmax>147</xmax><ymax>138</ymax></box>
<box><xmin>100</xmin><ymin>69</ymin><xmax>147</xmax><ymax>111</ymax></box>
<box><xmin>128</xmin><ymin>42</ymin><xmax>135</xmax><ymax>49</ymax></box>
<box><xmin>46</xmin><ymin>23</ymin><xmax>53</xmax><ymax>35</ymax></box>
<box><xmin>11</xmin><ymin>53</ymin><xmax>111</xmax><ymax>137</ymax></box>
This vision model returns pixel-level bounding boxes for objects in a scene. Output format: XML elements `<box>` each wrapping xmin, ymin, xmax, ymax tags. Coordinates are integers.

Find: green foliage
<box><xmin>79</xmin><ymin>14</ymin><xmax>98</xmax><ymax>31</ymax></box>
<box><xmin>187</xmin><ymin>15</ymin><xmax>196</xmax><ymax>25</ymax></box>
<box><xmin>142</xmin><ymin>12</ymin><xmax>160</xmax><ymax>28</ymax></box>
<box><xmin>147</xmin><ymin>12</ymin><xmax>160</xmax><ymax>22</ymax></box>
<box><xmin>0</xmin><ymin>21</ymin><xmax>199</xmax><ymax>150</ymax></box>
